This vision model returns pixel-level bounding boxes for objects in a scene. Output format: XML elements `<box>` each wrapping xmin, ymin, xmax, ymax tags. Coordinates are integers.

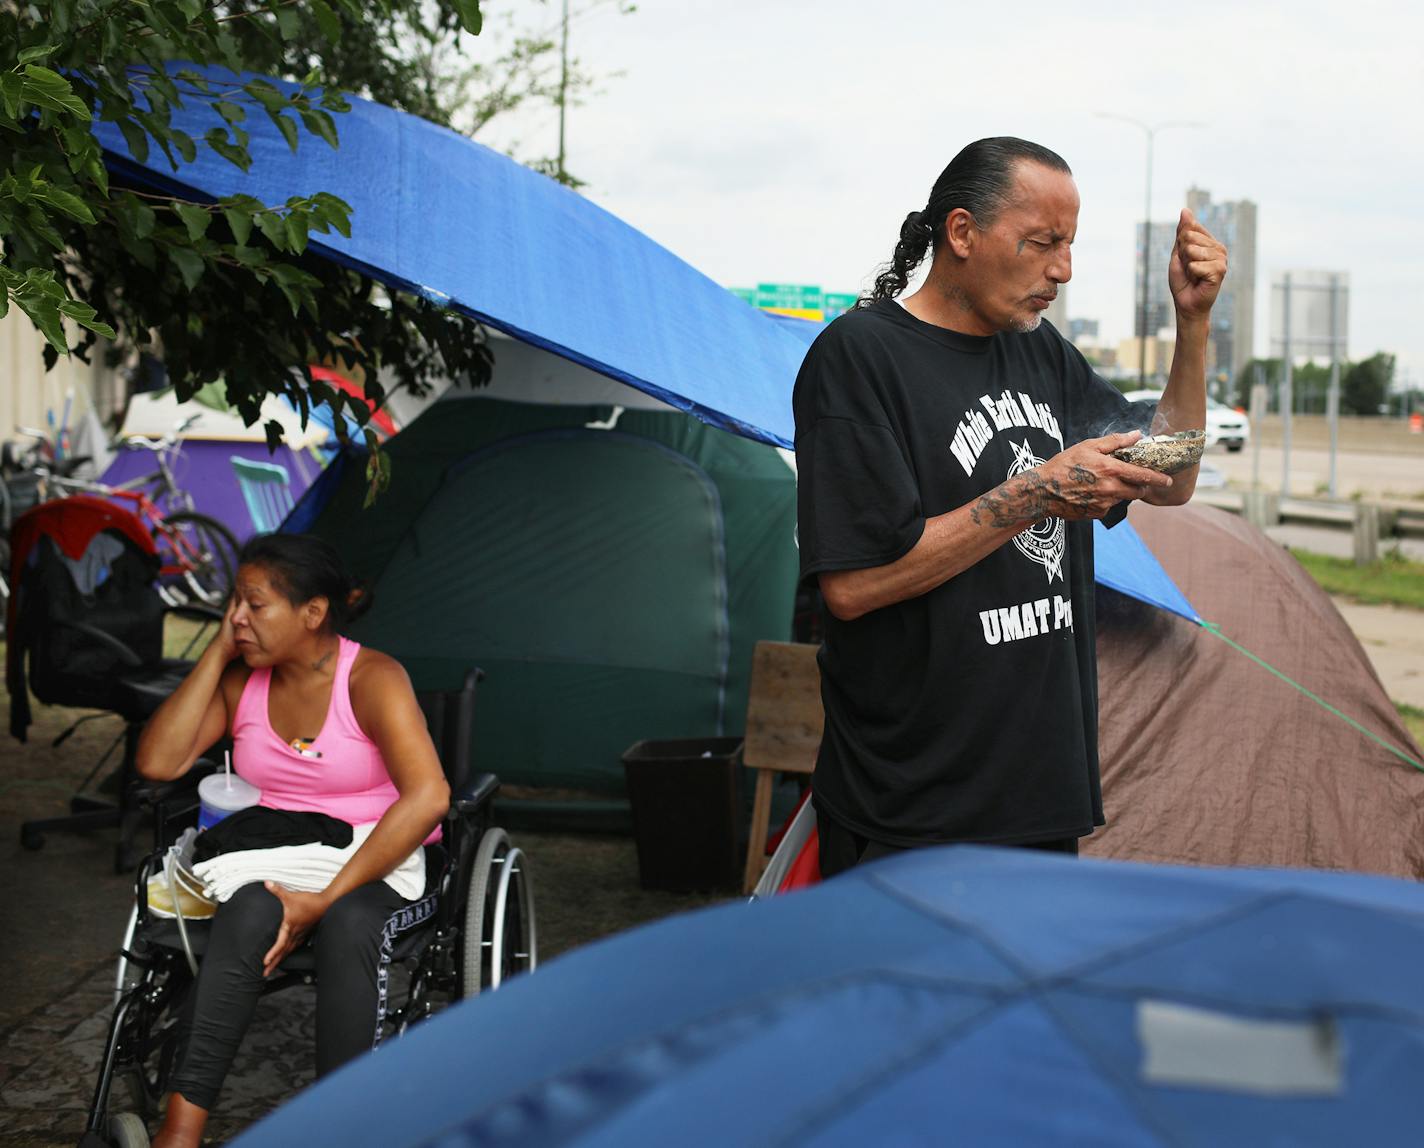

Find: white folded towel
<box><xmin>193</xmin><ymin>823</ymin><xmax>426</xmax><ymax>903</ymax></box>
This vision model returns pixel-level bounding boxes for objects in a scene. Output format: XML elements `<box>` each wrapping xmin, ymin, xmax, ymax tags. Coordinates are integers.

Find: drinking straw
<box><xmin>225</xmin><ymin>749</ymin><xmax>232</xmax><ymax>789</ymax></box>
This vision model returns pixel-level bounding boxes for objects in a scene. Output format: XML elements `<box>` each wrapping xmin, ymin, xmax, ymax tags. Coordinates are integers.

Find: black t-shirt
<box><xmin>793</xmin><ymin>298</ymin><xmax>1138</xmax><ymax>847</ymax></box>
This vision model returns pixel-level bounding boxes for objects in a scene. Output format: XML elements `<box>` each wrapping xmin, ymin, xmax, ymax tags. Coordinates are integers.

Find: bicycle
<box><xmin>32</xmin><ymin>419</ymin><xmax>241</xmax><ymax>609</ymax></box>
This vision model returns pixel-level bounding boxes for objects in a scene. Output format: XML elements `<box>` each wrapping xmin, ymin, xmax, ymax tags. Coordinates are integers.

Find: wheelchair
<box><xmin>78</xmin><ymin>671</ymin><xmax>538</xmax><ymax>1148</ymax></box>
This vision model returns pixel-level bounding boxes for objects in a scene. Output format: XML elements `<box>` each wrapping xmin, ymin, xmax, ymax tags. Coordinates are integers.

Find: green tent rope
<box><xmin>1196</xmin><ymin>620</ymin><xmax>1424</xmax><ymax>774</ymax></box>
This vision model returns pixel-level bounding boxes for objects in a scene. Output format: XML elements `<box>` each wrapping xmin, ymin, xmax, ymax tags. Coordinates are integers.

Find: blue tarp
<box><xmin>94</xmin><ymin>67</ymin><xmax>1194</xmax><ymax>622</ymax></box>
<box><xmin>1094</xmin><ymin>517</ymin><xmax>1199</xmax><ymax>623</ymax></box>
<box><xmin>235</xmin><ymin>846</ymin><xmax>1424</xmax><ymax>1147</ymax></box>
<box><xmin>93</xmin><ymin>68</ymin><xmax>807</xmax><ymax>449</ymax></box>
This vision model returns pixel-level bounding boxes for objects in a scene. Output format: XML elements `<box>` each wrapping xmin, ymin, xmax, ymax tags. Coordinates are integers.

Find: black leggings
<box><xmin>168</xmin><ymin>880</ymin><xmax>417</xmax><ymax>1111</ymax></box>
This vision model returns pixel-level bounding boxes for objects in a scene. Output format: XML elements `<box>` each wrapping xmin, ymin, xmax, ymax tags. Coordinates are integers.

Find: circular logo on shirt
<box><xmin>1007</xmin><ymin>439</ymin><xmax>1065</xmax><ymax>584</ymax></box>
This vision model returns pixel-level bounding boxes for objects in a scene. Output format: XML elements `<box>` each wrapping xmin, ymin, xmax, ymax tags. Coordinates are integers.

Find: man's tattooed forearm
<box><xmin>971</xmin><ymin>471</ymin><xmax>1054</xmax><ymax>527</ymax></box>
<box><xmin>970</xmin><ymin>465</ymin><xmax>1100</xmax><ymax>527</ymax></box>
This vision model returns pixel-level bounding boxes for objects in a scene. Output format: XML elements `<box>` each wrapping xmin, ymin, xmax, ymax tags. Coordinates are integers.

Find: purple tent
<box><xmin>98</xmin><ymin>390</ymin><xmax>326</xmax><ymax>540</ymax></box>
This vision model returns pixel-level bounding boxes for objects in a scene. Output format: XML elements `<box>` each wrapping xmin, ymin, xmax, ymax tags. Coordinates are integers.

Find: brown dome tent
<box><xmin>1088</xmin><ymin>502</ymin><xmax>1424</xmax><ymax>878</ymax></box>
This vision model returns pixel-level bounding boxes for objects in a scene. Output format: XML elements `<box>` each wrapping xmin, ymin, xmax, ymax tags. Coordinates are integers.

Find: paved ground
<box><xmin>5</xmin><ymin>451</ymin><xmax>1423</xmax><ymax>1145</ymax></box>
<box><xmin>0</xmin><ymin>659</ymin><xmax>731</xmax><ymax>1147</ymax></box>
<box><xmin>1329</xmin><ymin>599</ymin><xmax>1424</xmax><ymax>710</ymax></box>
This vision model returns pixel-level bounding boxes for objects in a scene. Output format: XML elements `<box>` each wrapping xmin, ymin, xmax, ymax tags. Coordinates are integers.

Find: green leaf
<box><xmin>269</xmin><ymin>110</ymin><xmax>299</xmax><ymax>152</ymax></box>
<box><xmin>118</xmin><ymin>118</ymin><xmax>150</xmax><ymax>163</ymax></box>
<box><xmin>112</xmin><ymin>193</ymin><xmax>157</xmax><ymax>240</ymax></box>
<box><xmin>256</xmin><ymin>211</ymin><xmax>288</xmax><ymax>251</ymax></box>
<box><xmin>168</xmin><ymin>246</ymin><xmax>206</xmax><ymax>290</ymax></box>
<box><xmin>84</xmin><ymin>156</ymin><xmax>109</xmax><ymax>198</ymax></box>
<box><xmin>205</xmin><ymin>128</ymin><xmax>251</xmax><ymax>172</ymax></box>
<box><xmin>0</xmin><ymin>74</ymin><xmax>23</xmax><ymax>122</ymax></box>
<box><xmin>313</xmin><ymin>193</ymin><xmax>353</xmax><ymax>238</ymax></box>
<box><xmin>284</xmin><ymin>211</ymin><xmax>308</xmax><ymax>254</ymax></box>
<box><xmin>309</xmin><ymin>0</ymin><xmax>341</xmax><ymax>42</ymax></box>
<box><xmin>34</xmin><ymin>183</ymin><xmax>96</xmax><ymax>224</ymax></box>
<box><xmin>56</xmin><ymin>298</ymin><xmax>115</xmax><ymax>337</ymax></box>
<box><xmin>275</xmin><ymin>6</ymin><xmax>301</xmax><ymax>40</ymax></box>
<box><xmin>243</xmin><ymin>79</ymin><xmax>287</xmax><ymax>114</ymax></box>
<box><xmin>13</xmin><ymin>293</ymin><xmax>67</xmax><ymax>354</ymax></box>
<box><xmin>214</xmin><ymin>100</ymin><xmax>246</xmax><ymax>125</ymax></box>
<box><xmin>452</xmin><ymin>0</ymin><xmax>483</xmax><ymax>35</ymax></box>
<box><xmin>223</xmin><ymin>205</ymin><xmax>254</xmax><ymax>246</ymax></box>
<box><xmin>299</xmin><ymin>108</ymin><xmax>339</xmax><ymax>150</ymax></box>
<box><xmin>264</xmin><ymin>419</ymin><xmax>285</xmax><ymax>451</ymax></box>
<box><xmin>20</xmin><ymin>66</ymin><xmax>90</xmax><ymax>120</ymax></box>
<box><xmin>171</xmin><ymin>129</ymin><xmax>197</xmax><ymax>164</ymax></box>
<box><xmin>232</xmin><ymin>244</ymin><xmax>267</xmax><ymax>268</ymax></box>
<box><xmin>176</xmin><ymin>0</ymin><xmax>204</xmax><ymax>18</ymax></box>
<box><xmin>18</xmin><ymin>44</ymin><xmax>59</xmax><ymax>65</ymax></box>
<box><xmin>175</xmin><ymin>203</ymin><xmax>212</xmax><ymax>240</ymax></box>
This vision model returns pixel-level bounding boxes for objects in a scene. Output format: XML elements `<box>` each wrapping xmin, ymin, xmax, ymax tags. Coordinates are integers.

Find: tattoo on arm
<box><xmin>969</xmin><ymin>465</ymin><xmax>1101</xmax><ymax>528</ymax></box>
<box><xmin>970</xmin><ymin>471</ymin><xmax>1053</xmax><ymax>528</ymax></box>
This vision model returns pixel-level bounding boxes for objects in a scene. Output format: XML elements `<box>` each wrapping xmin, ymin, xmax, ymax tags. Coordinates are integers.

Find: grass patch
<box><xmin>1398</xmin><ymin>703</ymin><xmax>1424</xmax><ymax>749</ymax></box>
<box><xmin>1291</xmin><ymin>548</ymin><xmax>1424</xmax><ymax>610</ymax></box>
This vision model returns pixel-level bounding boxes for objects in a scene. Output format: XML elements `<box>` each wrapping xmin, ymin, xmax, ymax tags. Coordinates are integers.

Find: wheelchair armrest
<box><xmin>134</xmin><ymin>759</ymin><xmax>218</xmax><ymax>810</ymax></box>
<box><xmin>450</xmin><ymin>771</ymin><xmax>500</xmax><ymax>818</ymax></box>
<box><xmin>51</xmin><ymin>618</ymin><xmax>144</xmax><ymax>667</ymax></box>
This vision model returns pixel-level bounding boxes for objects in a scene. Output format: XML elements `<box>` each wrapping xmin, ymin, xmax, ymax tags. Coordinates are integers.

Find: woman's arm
<box><xmin>135</xmin><ymin>603</ymin><xmax>243</xmax><ymax>781</ymax></box>
<box><xmin>261</xmin><ymin>651</ymin><xmax>449</xmax><ymax>976</ymax></box>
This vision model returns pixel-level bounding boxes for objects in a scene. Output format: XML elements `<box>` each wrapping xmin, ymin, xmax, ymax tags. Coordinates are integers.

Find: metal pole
<box><xmin>1093</xmin><ymin>115</ymin><xmax>1202</xmax><ymax>389</ymax></box>
<box><xmin>1281</xmin><ymin>272</ymin><xmax>1293</xmax><ymax>497</ymax></box>
<box><xmin>557</xmin><ymin>0</ymin><xmax>569</xmax><ymax>183</ymax></box>
<box><xmin>1327</xmin><ymin>273</ymin><xmax>1340</xmax><ymax>499</ymax></box>
<box><xmin>1140</xmin><ymin>131</ymin><xmax>1152</xmax><ymax>386</ymax></box>
<box><xmin>1251</xmin><ymin>362</ymin><xmax>1265</xmax><ymax>490</ymax></box>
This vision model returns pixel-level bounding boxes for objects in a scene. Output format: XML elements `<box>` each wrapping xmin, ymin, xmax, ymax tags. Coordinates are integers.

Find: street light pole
<box><xmin>1095</xmin><ymin>114</ymin><xmax>1203</xmax><ymax>387</ymax></box>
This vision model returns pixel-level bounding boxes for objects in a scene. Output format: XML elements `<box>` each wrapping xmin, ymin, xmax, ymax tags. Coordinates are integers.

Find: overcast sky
<box><xmin>475</xmin><ymin>0</ymin><xmax>1424</xmax><ymax>383</ymax></box>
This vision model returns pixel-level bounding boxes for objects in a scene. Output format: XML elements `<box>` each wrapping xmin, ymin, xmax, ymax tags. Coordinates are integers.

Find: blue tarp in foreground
<box><xmin>236</xmin><ymin>846</ymin><xmax>1424</xmax><ymax>1147</ymax></box>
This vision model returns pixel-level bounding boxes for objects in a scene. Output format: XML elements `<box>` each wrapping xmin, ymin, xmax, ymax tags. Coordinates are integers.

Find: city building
<box><xmin>1115</xmin><ymin>334</ymin><xmax>1181</xmax><ymax>380</ymax></box>
<box><xmin>1069</xmin><ymin>318</ymin><xmax>1099</xmax><ymax>343</ymax></box>
<box><xmin>1132</xmin><ymin>221</ymin><xmax>1178</xmax><ymax>342</ymax></box>
<box><xmin>1185</xmin><ymin>188</ymin><xmax>1258</xmax><ymax>387</ymax></box>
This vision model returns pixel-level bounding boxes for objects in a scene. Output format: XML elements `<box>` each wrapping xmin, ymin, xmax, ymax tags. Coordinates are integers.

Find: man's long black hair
<box><xmin>856</xmin><ymin>137</ymin><xmax>1072</xmax><ymax>308</ymax></box>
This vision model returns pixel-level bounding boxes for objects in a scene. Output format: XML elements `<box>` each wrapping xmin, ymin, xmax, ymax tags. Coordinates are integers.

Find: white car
<box><xmin>1122</xmin><ymin>390</ymin><xmax>1251</xmax><ymax>452</ymax></box>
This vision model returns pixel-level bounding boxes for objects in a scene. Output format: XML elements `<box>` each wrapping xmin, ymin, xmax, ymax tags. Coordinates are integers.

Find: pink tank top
<box><xmin>233</xmin><ymin>636</ymin><xmax>439</xmax><ymax>841</ymax></box>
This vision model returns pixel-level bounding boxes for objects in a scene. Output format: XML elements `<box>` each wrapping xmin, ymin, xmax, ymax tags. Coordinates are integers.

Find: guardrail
<box><xmin>1193</xmin><ymin>489</ymin><xmax>1424</xmax><ymax>562</ymax></box>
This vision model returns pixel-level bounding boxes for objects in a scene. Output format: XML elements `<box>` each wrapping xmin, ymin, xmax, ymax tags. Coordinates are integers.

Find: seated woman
<box><xmin>136</xmin><ymin>534</ymin><xmax>450</xmax><ymax>1148</ymax></box>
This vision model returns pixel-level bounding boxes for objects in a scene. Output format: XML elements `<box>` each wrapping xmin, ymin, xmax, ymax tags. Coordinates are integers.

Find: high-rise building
<box><xmin>1132</xmin><ymin>221</ymin><xmax>1178</xmax><ymax>340</ymax></box>
<box><xmin>1185</xmin><ymin>188</ymin><xmax>1257</xmax><ymax>387</ymax></box>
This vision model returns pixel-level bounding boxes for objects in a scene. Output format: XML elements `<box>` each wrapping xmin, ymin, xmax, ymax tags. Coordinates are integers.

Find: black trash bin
<box><xmin>621</xmin><ymin>736</ymin><xmax>744</xmax><ymax>893</ymax></box>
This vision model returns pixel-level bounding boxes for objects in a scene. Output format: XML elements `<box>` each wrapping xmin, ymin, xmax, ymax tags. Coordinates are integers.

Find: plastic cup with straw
<box><xmin>198</xmin><ymin>750</ymin><xmax>261</xmax><ymax>829</ymax></box>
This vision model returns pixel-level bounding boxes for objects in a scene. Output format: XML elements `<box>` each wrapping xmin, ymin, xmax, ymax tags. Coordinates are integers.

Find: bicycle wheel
<box><xmin>156</xmin><ymin>512</ymin><xmax>240</xmax><ymax>607</ymax></box>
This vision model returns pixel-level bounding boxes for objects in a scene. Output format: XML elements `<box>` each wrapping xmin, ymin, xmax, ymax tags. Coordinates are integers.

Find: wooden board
<box><xmin>743</xmin><ymin>641</ymin><xmax>822</xmax><ymax>776</ymax></box>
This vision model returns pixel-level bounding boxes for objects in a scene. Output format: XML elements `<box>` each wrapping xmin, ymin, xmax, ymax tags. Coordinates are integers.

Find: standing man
<box><xmin>793</xmin><ymin>137</ymin><xmax>1227</xmax><ymax>876</ymax></box>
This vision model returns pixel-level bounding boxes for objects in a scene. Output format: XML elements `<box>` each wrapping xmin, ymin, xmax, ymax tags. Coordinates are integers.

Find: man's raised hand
<box><xmin>1168</xmin><ymin>208</ymin><xmax>1228</xmax><ymax>321</ymax></box>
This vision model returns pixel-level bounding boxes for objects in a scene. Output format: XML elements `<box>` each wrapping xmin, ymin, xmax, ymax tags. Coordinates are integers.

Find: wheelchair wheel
<box><xmin>461</xmin><ymin>828</ymin><xmax>537</xmax><ymax>997</ymax></box>
<box><xmin>108</xmin><ymin>1111</ymin><xmax>150</xmax><ymax>1148</ymax></box>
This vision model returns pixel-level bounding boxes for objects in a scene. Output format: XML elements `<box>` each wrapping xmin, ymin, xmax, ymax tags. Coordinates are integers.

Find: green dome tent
<box><xmin>297</xmin><ymin>382</ymin><xmax>797</xmax><ymax>805</ymax></box>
